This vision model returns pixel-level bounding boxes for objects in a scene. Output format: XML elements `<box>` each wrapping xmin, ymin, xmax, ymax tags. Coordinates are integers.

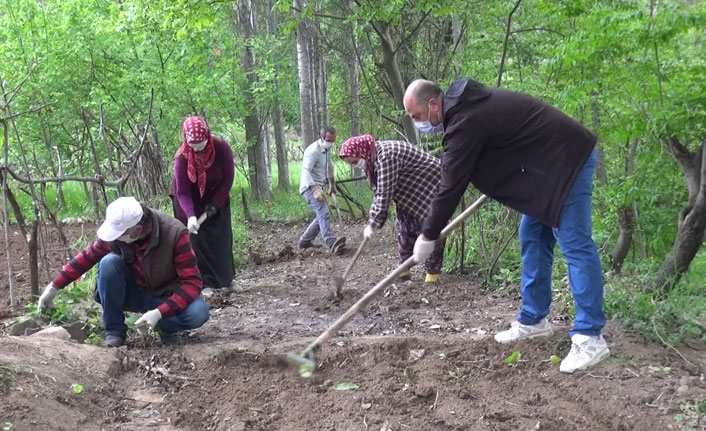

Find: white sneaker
<box><xmin>559</xmin><ymin>334</ymin><xmax>610</xmax><ymax>373</ymax></box>
<box><xmin>494</xmin><ymin>318</ymin><xmax>554</xmax><ymax>343</ymax></box>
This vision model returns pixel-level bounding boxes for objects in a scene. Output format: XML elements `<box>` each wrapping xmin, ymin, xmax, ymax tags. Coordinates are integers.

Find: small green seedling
<box><xmin>3</xmin><ymin>422</ymin><xmax>15</xmax><ymax>431</ymax></box>
<box><xmin>333</xmin><ymin>382</ymin><xmax>359</xmax><ymax>391</ymax></box>
<box><xmin>298</xmin><ymin>364</ymin><xmax>313</xmax><ymax>378</ymax></box>
<box><xmin>550</xmin><ymin>355</ymin><xmax>561</xmax><ymax>365</ymax></box>
<box><xmin>504</xmin><ymin>351</ymin><xmax>521</xmax><ymax>364</ymax></box>
<box><xmin>71</xmin><ymin>383</ymin><xmax>84</xmax><ymax>394</ymax></box>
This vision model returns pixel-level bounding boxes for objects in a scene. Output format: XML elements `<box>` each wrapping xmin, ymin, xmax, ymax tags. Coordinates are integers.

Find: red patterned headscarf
<box><xmin>339</xmin><ymin>134</ymin><xmax>377</xmax><ymax>184</ymax></box>
<box><xmin>175</xmin><ymin>116</ymin><xmax>215</xmax><ymax>197</ymax></box>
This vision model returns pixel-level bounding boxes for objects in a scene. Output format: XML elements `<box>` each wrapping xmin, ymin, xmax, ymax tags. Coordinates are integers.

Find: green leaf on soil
<box><xmin>504</xmin><ymin>351</ymin><xmax>521</xmax><ymax>364</ymax></box>
<box><xmin>333</xmin><ymin>382</ymin><xmax>359</xmax><ymax>391</ymax></box>
<box><xmin>298</xmin><ymin>364</ymin><xmax>312</xmax><ymax>378</ymax></box>
<box><xmin>550</xmin><ymin>355</ymin><xmax>561</xmax><ymax>364</ymax></box>
<box><xmin>71</xmin><ymin>383</ymin><xmax>84</xmax><ymax>394</ymax></box>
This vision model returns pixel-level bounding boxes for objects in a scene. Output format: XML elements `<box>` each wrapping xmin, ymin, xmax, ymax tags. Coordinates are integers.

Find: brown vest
<box><xmin>110</xmin><ymin>209</ymin><xmax>189</xmax><ymax>296</ymax></box>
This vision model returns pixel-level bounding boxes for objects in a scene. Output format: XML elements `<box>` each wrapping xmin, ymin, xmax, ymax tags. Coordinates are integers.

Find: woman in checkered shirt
<box><xmin>339</xmin><ymin>135</ymin><xmax>445</xmax><ymax>283</ymax></box>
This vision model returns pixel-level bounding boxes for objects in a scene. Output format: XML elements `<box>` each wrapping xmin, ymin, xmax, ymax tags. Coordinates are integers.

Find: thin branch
<box><xmin>510</xmin><ymin>27</ymin><xmax>565</xmax><ymax>37</ymax></box>
<box><xmin>652</xmin><ymin>316</ymin><xmax>696</xmax><ymax>369</ymax></box>
<box><xmin>497</xmin><ymin>0</ymin><xmax>523</xmax><ymax>88</ymax></box>
<box><xmin>393</xmin><ymin>9</ymin><xmax>432</xmax><ymax>56</ymax></box>
<box><xmin>116</xmin><ymin>88</ymin><xmax>155</xmax><ymax>188</ymax></box>
<box><xmin>1</xmin><ymin>63</ymin><xmax>38</xmax><ymax>106</ymax></box>
<box><xmin>440</xmin><ymin>18</ymin><xmax>469</xmax><ymax>79</ymax></box>
<box><xmin>1</xmin><ymin>89</ymin><xmax>155</xmax><ymax>190</ymax></box>
<box><xmin>1</xmin><ymin>102</ymin><xmax>54</xmax><ymax>122</ymax></box>
<box><xmin>290</xmin><ymin>4</ymin><xmax>347</xmax><ymax>21</ymax></box>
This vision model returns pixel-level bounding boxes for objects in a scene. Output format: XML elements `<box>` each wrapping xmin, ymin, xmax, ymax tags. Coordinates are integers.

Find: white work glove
<box><xmin>363</xmin><ymin>224</ymin><xmax>376</xmax><ymax>240</ymax></box>
<box><xmin>135</xmin><ymin>308</ymin><xmax>162</xmax><ymax>328</ymax></box>
<box><xmin>37</xmin><ymin>282</ymin><xmax>58</xmax><ymax>313</ymax></box>
<box><xmin>412</xmin><ymin>235</ymin><xmax>436</xmax><ymax>263</ymax></box>
<box><xmin>187</xmin><ymin>216</ymin><xmax>200</xmax><ymax>234</ymax></box>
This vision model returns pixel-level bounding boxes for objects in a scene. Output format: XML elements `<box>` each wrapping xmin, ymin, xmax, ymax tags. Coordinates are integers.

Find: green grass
<box><xmin>28</xmin><ymin>272</ymin><xmax>104</xmax><ymax>345</ymax></box>
<box><xmin>604</xmin><ymin>253</ymin><xmax>706</xmax><ymax>346</ymax></box>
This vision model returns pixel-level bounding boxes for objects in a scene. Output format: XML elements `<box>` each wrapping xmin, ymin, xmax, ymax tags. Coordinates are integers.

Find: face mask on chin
<box><xmin>354</xmin><ymin>159</ymin><xmax>366</xmax><ymax>170</ymax></box>
<box><xmin>188</xmin><ymin>140</ymin><xmax>207</xmax><ymax>152</ymax></box>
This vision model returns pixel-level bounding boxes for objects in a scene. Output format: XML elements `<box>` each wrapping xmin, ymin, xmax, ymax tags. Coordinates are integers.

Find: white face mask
<box><xmin>117</xmin><ymin>232</ymin><xmax>138</xmax><ymax>243</ymax></box>
<box><xmin>415</xmin><ymin>120</ymin><xmax>444</xmax><ymax>134</ymax></box>
<box><xmin>117</xmin><ymin>225</ymin><xmax>141</xmax><ymax>243</ymax></box>
<box><xmin>354</xmin><ymin>159</ymin><xmax>366</xmax><ymax>170</ymax></box>
<box><xmin>414</xmin><ymin>100</ymin><xmax>444</xmax><ymax>134</ymax></box>
<box><xmin>320</xmin><ymin>139</ymin><xmax>334</xmax><ymax>150</ymax></box>
<box><xmin>188</xmin><ymin>140</ymin><xmax>207</xmax><ymax>152</ymax></box>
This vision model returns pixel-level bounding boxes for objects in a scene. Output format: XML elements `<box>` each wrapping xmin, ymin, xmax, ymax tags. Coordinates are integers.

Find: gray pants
<box><xmin>300</xmin><ymin>188</ymin><xmax>336</xmax><ymax>247</ymax></box>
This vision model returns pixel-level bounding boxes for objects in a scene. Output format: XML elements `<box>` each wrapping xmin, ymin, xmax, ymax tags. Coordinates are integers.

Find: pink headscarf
<box><xmin>175</xmin><ymin>116</ymin><xmax>215</xmax><ymax>197</ymax></box>
<box><xmin>339</xmin><ymin>134</ymin><xmax>377</xmax><ymax>184</ymax></box>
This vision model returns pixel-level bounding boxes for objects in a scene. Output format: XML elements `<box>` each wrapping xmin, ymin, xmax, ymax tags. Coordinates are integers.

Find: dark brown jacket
<box><xmin>111</xmin><ymin>209</ymin><xmax>189</xmax><ymax>296</ymax></box>
<box><xmin>422</xmin><ymin>79</ymin><xmax>597</xmax><ymax>239</ymax></box>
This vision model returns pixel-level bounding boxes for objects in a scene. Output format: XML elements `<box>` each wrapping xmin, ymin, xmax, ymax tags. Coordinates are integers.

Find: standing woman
<box><xmin>338</xmin><ymin>135</ymin><xmax>445</xmax><ymax>283</ymax></box>
<box><xmin>170</xmin><ymin>116</ymin><xmax>235</xmax><ymax>291</ymax></box>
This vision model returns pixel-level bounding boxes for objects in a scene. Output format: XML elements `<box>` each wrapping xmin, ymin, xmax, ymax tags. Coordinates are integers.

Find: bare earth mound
<box><xmin>1</xmin><ymin>222</ymin><xmax>706</xmax><ymax>430</ymax></box>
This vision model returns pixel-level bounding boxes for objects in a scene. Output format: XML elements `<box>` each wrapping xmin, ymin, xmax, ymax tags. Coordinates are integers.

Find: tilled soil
<box><xmin>2</xmin><ymin>221</ymin><xmax>706</xmax><ymax>430</ymax></box>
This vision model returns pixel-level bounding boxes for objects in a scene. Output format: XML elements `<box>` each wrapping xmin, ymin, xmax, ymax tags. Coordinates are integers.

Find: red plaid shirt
<box><xmin>52</xmin><ymin>232</ymin><xmax>201</xmax><ymax>317</ymax></box>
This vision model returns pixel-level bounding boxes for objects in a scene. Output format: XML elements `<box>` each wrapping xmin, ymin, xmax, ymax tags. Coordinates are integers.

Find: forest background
<box><xmin>1</xmin><ymin>0</ymin><xmax>705</xmax><ymax>346</ymax></box>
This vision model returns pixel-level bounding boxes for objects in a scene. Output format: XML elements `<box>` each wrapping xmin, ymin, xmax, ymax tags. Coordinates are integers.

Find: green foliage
<box><xmin>2</xmin><ymin>0</ymin><xmax>706</xmax><ymax>351</ymax></box>
<box><xmin>604</xmin><ymin>262</ymin><xmax>706</xmax><ymax>345</ymax></box>
<box><xmin>28</xmin><ymin>272</ymin><xmax>103</xmax><ymax>342</ymax></box>
<box><xmin>674</xmin><ymin>399</ymin><xmax>706</xmax><ymax>429</ymax></box>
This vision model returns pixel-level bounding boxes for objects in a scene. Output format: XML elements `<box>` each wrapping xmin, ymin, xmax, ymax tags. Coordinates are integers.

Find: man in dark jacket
<box><xmin>403</xmin><ymin>78</ymin><xmax>608</xmax><ymax>373</ymax></box>
<box><xmin>37</xmin><ymin>196</ymin><xmax>209</xmax><ymax>347</ymax></box>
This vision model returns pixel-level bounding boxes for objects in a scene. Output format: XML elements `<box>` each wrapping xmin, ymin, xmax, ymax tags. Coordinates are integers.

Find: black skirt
<box><xmin>172</xmin><ymin>199</ymin><xmax>235</xmax><ymax>289</ymax></box>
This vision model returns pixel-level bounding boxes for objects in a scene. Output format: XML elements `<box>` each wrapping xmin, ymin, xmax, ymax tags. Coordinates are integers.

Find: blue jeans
<box><xmin>96</xmin><ymin>254</ymin><xmax>210</xmax><ymax>337</ymax></box>
<box><xmin>517</xmin><ymin>149</ymin><xmax>605</xmax><ymax>336</ymax></box>
<box><xmin>300</xmin><ymin>188</ymin><xmax>336</xmax><ymax>247</ymax></box>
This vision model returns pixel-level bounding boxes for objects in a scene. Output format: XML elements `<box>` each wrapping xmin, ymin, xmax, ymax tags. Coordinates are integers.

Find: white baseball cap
<box><xmin>97</xmin><ymin>197</ymin><xmax>144</xmax><ymax>241</ymax></box>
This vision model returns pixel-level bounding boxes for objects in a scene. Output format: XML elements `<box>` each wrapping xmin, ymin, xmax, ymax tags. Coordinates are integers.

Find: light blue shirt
<box><xmin>299</xmin><ymin>139</ymin><xmax>334</xmax><ymax>194</ymax></box>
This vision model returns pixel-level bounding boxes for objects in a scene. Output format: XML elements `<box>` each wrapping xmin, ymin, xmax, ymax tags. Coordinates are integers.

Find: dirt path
<box><xmin>2</xmin><ymin>221</ymin><xmax>706</xmax><ymax>430</ymax></box>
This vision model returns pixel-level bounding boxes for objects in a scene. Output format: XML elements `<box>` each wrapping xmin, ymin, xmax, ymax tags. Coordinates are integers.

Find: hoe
<box><xmin>287</xmin><ymin>194</ymin><xmax>488</xmax><ymax>377</ymax></box>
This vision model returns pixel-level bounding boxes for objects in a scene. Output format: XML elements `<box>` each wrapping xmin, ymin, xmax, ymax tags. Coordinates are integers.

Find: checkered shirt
<box><xmin>369</xmin><ymin>140</ymin><xmax>441</xmax><ymax>229</ymax></box>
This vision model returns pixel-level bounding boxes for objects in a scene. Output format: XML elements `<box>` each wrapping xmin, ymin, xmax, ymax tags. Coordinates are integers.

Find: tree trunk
<box><xmin>347</xmin><ymin>56</ymin><xmax>361</xmax><ymax>137</ymax></box>
<box><xmin>346</xmin><ymin>7</ymin><xmax>362</xmax><ymax>179</ymax></box>
<box><xmin>591</xmin><ymin>90</ymin><xmax>608</xmax><ymax>187</ymax></box>
<box><xmin>372</xmin><ymin>22</ymin><xmax>418</xmax><ymax>145</ymax></box>
<box><xmin>308</xmin><ymin>34</ymin><xmax>319</xmax><ymax>133</ymax></box>
<box><xmin>265</xmin><ymin>0</ymin><xmax>291</xmax><ymax>192</ymax></box>
<box><xmin>1</xmin><ymin>119</ymin><xmax>15</xmax><ymax>306</ymax></box>
<box><xmin>610</xmin><ymin>138</ymin><xmax>639</xmax><ymax>273</ymax></box>
<box><xmin>654</xmin><ymin>137</ymin><xmax>706</xmax><ymax>291</ymax></box>
<box><xmin>29</xmin><ymin>220</ymin><xmax>39</xmax><ymax>297</ymax></box>
<box><xmin>246</xmin><ymin>146</ymin><xmax>257</xmax><ymax>195</ymax></box>
<box><xmin>313</xmin><ymin>30</ymin><xmax>329</xmax><ymax>129</ymax></box>
<box><xmin>237</xmin><ymin>0</ymin><xmax>271</xmax><ymax>201</ymax></box>
<box><xmin>611</xmin><ymin>207</ymin><xmax>633</xmax><ymax>274</ymax></box>
<box><xmin>295</xmin><ymin>0</ymin><xmax>316</xmax><ymax>149</ymax></box>
<box><xmin>263</xmin><ymin>120</ymin><xmax>272</xmax><ymax>192</ymax></box>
